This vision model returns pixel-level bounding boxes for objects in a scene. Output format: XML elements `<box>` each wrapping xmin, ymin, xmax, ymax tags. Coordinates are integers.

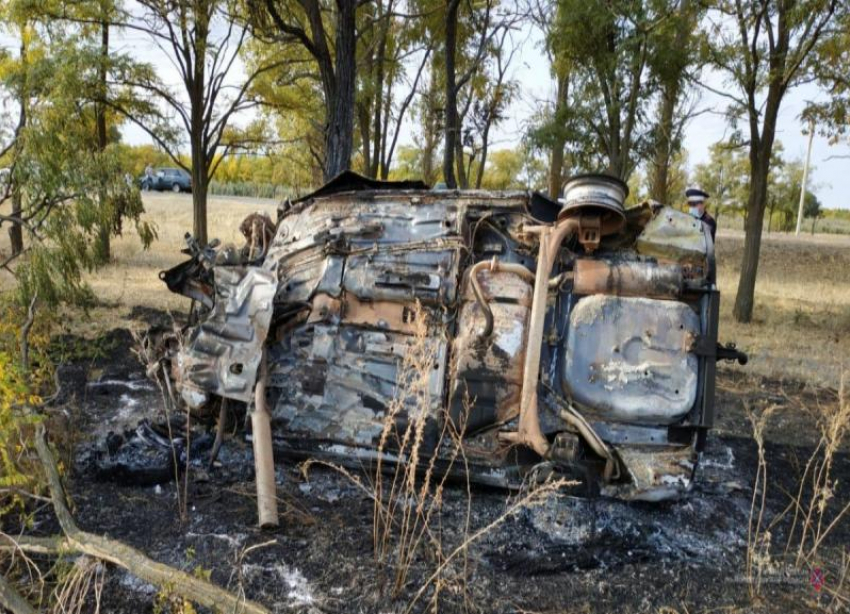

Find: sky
<box><xmin>2</xmin><ymin>18</ymin><xmax>849</xmax><ymax>209</ymax></box>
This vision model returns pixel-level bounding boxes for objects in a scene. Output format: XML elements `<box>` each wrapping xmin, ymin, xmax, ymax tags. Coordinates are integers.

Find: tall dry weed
<box><xmin>371</xmin><ymin>303</ymin><xmax>467</xmax><ymax>596</ymax></box>
<box><xmin>745</xmin><ymin>372</ymin><xmax>850</xmax><ymax>606</ymax></box>
<box><xmin>787</xmin><ymin>374</ymin><xmax>850</xmax><ymax>566</ymax></box>
<box><xmin>745</xmin><ymin>402</ymin><xmax>778</xmax><ymax>598</ymax></box>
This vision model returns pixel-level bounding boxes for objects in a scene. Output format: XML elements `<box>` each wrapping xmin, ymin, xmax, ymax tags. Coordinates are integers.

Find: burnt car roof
<box><xmin>294</xmin><ymin>171</ymin><xmax>430</xmax><ymax>203</ymax></box>
<box><xmin>293</xmin><ymin>170</ymin><xmax>564</xmax><ymax>222</ymax></box>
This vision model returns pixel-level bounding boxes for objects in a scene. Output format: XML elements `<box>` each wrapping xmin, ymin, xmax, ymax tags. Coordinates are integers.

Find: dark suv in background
<box><xmin>140</xmin><ymin>168</ymin><xmax>192</xmax><ymax>193</ymax></box>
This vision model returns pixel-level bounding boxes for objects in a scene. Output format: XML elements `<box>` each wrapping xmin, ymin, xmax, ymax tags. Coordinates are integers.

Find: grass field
<box><xmin>2</xmin><ymin>192</ymin><xmax>848</xmax><ymax>387</ymax></box>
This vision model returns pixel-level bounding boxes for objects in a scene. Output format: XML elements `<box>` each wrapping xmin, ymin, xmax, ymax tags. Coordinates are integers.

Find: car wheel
<box><xmin>172</xmin><ymin>183</ymin><xmax>181</xmax><ymax>193</ymax></box>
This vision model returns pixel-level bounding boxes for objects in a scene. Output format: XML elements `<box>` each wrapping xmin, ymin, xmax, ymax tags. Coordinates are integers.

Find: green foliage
<box><xmin>692</xmin><ymin>142</ymin><xmax>752</xmax><ymax>216</ymax></box>
<box><xmin>478</xmin><ymin>147</ymin><xmax>547</xmax><ymax>191</ymax></box>
<box><xmin>48</xmin><ymin>330</ymin><xmax>118</xmax><ymax>364</ymax></box>
<box><xmin>1</xmin><ymin>26</ymin><xmax>157</xmax><ymax>306</ymax></box>
<box><xmin>549</xmin><ymin>0</ymin><xmax>670</xmax><ymax>178</ymax></box>
<box><xmin>0</xmin><ymin>295</ymin><xmax>51</xmax><ymax>518</ymax></box>
<box><xmin>808</xmin><ymin>10</ymin><xmax>850</xmax><ymax>145</ymax></box>
<box><xmin>388</xmin><ymin>145</ymin><xmax>430</xmax><ymax>182</ymax></box>
<box><xmin>767</xmin><ymin>158</ymin><xmax>821</xmax><ymax>232</ymax></box>
<box><xmin>693</xmin><ymin>139</ymin><xmax>831</xmax><ymax>232</ymax></box>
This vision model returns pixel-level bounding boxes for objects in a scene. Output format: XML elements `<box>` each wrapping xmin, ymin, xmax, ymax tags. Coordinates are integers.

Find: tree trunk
<box><xmin>188</xmin><ymin>8</ymin><xmax>210</xmax><ymax>247</ymax></box>
<box><xmin>190</xmin><ymin>92</ymin><xmax>209</xmax><ymax>245</ymax></box>
<box><xmin>475</xmin><ymin>123</ymin><xmax>491</xmax><ymax>189</ymax></box>
<box><xmin>8</xmin><ymin>36</ymin><xmax>27</xmax><ymax>257</ymax></box>
<box><xmin>455</xmin><ymin>131</ymin><xmax>468</xmax><ymax>189</ymax></box>
<box><xmin>420</xmin><ymin>62</ymin><xmax>440</xmax><ymax>185</ymax></box>
<box><xmin>648</xmin><ymin>0</ymin><xmax>690</xmax><ymax>204</ymax></box>
<box><xmin>370</xmin><ymin>0</ymin><xmax>388</xmax><ymax>179</ymax></box>
<box><xmin>442</xmin><ymin>0</ymin><xmax>460</xmax><ymax>189</ymax></box>
<box><xmin>192</xmin><ymin>164</ymin><xmax>209</xmax><ymax>246</ymax></box>
<box><xmin>324</xmin><ymin>0</ymin><xmax>357</xmax><ymax>180</ymax></box>
<box><xmin>547</xmin><ymin>70</ymin><xmax>570</xmax><ymax>199</ymax></box>
<box><xmin>357</xmin><ymin>101</ymin><xmax>372</xmax><ymax>175</ymax></box>
<box><xmin>767</xmin><ymin>198</ymin><xmax>775</xmax><ymax>234</ymax></box>
<box><xmin>733</xmin><ymin>152</ymin><xmax>770</xmax><ymax>323</ymax></box>
<box><xmin>648</xmin><ymin>81</ymin><xmax>678</xmax><ymax>205</ymax></box>
<box><xmin>378</xmin><ymin>62</ymin><xmax>395</xmax><ymax>179</ymax></box>
<box><xmin>95</xmin><ymin>17</ymin><xmax>111</xmax><ymax>264</ymax></box>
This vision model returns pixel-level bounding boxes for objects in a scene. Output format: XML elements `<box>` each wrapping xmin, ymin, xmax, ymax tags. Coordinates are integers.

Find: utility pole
<box><xmin>795</xmin><ymin>119</ymin><xmax>815</xmax><ymax>236</ymax></box>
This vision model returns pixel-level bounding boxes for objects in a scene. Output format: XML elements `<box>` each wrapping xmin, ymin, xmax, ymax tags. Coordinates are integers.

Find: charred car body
<box><xmin>161</xmin><ymin>172</ymin><xmax>746</xmax><ymax>502</ymax></box>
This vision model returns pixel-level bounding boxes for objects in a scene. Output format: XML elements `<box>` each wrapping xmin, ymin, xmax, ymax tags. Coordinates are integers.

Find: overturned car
<box><xmin>160</xmin><ymin>172</ymin><xmax>746</xmax><ymax>508</ymax></box>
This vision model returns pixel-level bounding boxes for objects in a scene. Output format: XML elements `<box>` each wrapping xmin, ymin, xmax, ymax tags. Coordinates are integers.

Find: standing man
<box><xmin>686</xmin><ymin>186</ymin><xmax>716</xmax><ymax>241</ymax></box>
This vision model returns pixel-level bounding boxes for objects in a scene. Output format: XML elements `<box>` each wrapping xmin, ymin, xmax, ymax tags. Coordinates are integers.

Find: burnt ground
<box><xmin>25</xmin><ymin>320</ymin><xmax>850</xmax><ymax>614</ymax></box>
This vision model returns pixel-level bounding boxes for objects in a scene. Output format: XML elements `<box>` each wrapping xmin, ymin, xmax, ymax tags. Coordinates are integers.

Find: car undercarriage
<box><xmin>159</xmin><ymin>172</ymin><xmax>747</xmax><ymax>506</ymax></box>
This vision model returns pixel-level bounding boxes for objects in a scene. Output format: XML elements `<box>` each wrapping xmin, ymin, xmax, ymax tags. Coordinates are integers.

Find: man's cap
<box><xmin>686</xmin><ymin>186</ymin><xmax>709</xmax><ymax>203</ymax></box>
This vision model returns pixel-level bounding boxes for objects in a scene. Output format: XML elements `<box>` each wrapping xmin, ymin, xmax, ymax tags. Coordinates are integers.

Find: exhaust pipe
<box><xmin>252</xmin><ymin>354</ymin><xmax>279</xmax><ymax>528</ymax></box>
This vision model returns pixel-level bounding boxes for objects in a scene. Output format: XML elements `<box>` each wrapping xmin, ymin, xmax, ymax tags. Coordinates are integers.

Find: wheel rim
<box><xmin>173</xmin><ymin>183</ymin><xmax>180</xmax><ymax>192</ymax></box>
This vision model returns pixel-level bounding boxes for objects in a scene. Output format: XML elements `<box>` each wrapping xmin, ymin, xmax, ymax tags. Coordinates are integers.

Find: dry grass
<box><xmin>744</xmin><ymin>375</ymin><xmax>850</xmax><ymax>607</ymax></box>
<box><xmin>715</xmin><ymin>229</ymin><xmax>850</xmax><ymax>388</ymax></box>
<box><xmin>744</xmin><ymin>403</ymin><xmax>779</xmax><ymax>598</ymax></box>
<box><xmin>0</xmin><ymin>193</ymin><xmax>277</xmax><ymax>333</ymax></box>
<box><xmin>299</xmin><ymin>305</ymin><xmax>574</xmax><ymax>610</ymax></box>
<box><xmin>786</xmin><ymin>376</ymin><xmax>850</xmax><ymax>567</ymax></box>
<box><xmin>1</xmin><ymin>196</ymin><xmax>847</xmax><ymax>387</ymax></box>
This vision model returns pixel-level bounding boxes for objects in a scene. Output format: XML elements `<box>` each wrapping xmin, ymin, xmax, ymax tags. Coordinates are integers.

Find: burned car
<box><xmin>160</xmin><ymin>172</ymin><xmax>746</xmax><ymax>511</ymax></box>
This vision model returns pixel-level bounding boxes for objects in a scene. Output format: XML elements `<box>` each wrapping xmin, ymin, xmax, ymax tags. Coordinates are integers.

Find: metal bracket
<box><xmin>577</xmin><ymin>215</ymin><xmax>601</xmax><ymax>253</ymax></box>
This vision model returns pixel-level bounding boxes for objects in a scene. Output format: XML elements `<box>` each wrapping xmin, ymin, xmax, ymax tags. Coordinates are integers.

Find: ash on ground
<box><xmin>49</xmin><ymin>328</ymin><xmax>850</xmax><ymax>614</ymax></box>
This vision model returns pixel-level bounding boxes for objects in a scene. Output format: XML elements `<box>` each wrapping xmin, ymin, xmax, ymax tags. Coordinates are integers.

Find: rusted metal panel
<box><xmin>160</xmin><ymin>178</ymin><xmax>743</xmax><ymax>502</ymax></box>
<box><xmin>267</xmin><ymin>195</ymin><xmax>465</xmax><ymax>307</ymax></box>
<box><xmin>635</xmin><ymin>207</ymin><xmax>709</xmax><ymax>278</ymax></box>
<box><xmin>563</xmin><ymin>295</ymin><xmax>700</xmax><ymax>424</ymax></box>
<box><xmin>343</xmin><ymin>250</ymin><xmax>458</xmax><ymax>305</ymax></box>
<box><xmin>175</xmin><ymin>265</ymin><xmax>276</xmax><ymax>407</ymax></box>
<box><xmin>449</xmin><ymin>268</ymin><xmax>533</xmax><ymax>432</ymax></box>
<box><xmin>268</xmin><ymin>323</ymin><xmax>447</xmax><ymax>449</ymax></box>
<box><xmin>573</xmin><ymin>259</ymin><xmax>682</xmax><ymax>299</ymax></box>
<box><xmin>602</xmin><ymin>446</ymin><xmax>696</xmax><ymax>501</ymax></box>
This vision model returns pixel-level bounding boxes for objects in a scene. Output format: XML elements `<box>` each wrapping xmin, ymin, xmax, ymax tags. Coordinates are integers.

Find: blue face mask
<box><xmin>689</xmin><ymin>206</ymin><xmax>702</xmax><ymax>218</ymax></box>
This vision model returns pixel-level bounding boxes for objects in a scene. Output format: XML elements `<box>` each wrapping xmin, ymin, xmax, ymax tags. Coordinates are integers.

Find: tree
<box><xmin>108</xmin><ymin>0</ymin><xmax>284</xmax><ymax>246</ymax></box>
<box><xmin>646</xmin><ymin>0</ymin><xmax>703</xmax><ymax>205</ymax></box>
<box><xmin>552</xmin><ymin>0</ymin><xmax>662</xmax><ymax>179</ymax></box>
<box><xmin>803</xmin><ymin>190</ymin><xmax>822</xmax><ymax>234</ymax></box>
<box><xmin>0</xmin><ymin>8</ymin><xmax>32</xmax><ymax>258</ymax></box>
<box><xmin>646</xmin><ymin>148</ymin><xmax>690</xmax><ymax>205</ymax></box>
<box><xmin>94</xmin><ymin>0</ymin><xmax>114</xmax><ymax>261</ymax></box>
<box><xmin>250</xmin><ymin>0</ymin><xmax>359</xmax><ymax>182</ymax></box>
<box><xmin>479</xmin><ymin>147</ymin><xmax>523</xmax><ymax>189</ymax></box>
<box><xmin>441</xmin><ymin>0</ymin><xmax>502</xmax><ymax>188</ymax></box>
<box><xmin>355</xmin><ymin>0</ymin><xmax>432</xmax><ymax>180</ymax></box>
<box><xmin>463</xmin><ymin>25</ymin><xmax>519</xmax><ymax>188</ymax></box>
<box><xmin>243</xmin><ymin>39</ymin><xmax>328</xmax><ymax>188</ymax></box>
<box><xmin>807</xmin><ymin>10</ymin><xmax>850</xmax><ymax>150</ymax></box>
<box><xmin>767</xmin><ymin>155</ymin><xmax>820</xmax><ymax>233</ymax></box>
<box><xmin>0</xmin><ymin>23</ymin><xmax>154</xmax><ymax>305</ymax></box>
<box><xmin>703</xmin><ymin>0</ymin><xmax>840</xmax><ymax>322</ymax></box>
<box><xmin>692</xmin><ymin>141</ymin><xmax>750</xmax><ymax>220</ymax></box>
<box><xmin>525</xmin><ymin>0</ymin><xmax>572</xmax><ymax>198</ymax></box>
<box><xmin>411</xmin><ymin>59</ymin><xmax>443</xmax><ymax>185</ymax></box>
